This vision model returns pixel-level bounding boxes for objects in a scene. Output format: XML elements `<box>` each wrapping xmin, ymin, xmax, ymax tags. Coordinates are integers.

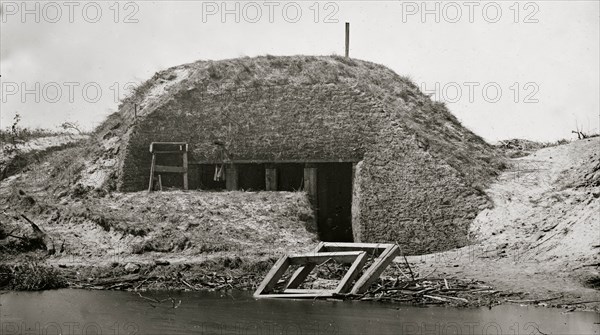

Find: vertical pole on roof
<box><xmin>345</xmin><ymin>22</ymin><xmax>350</xmax><ymax>58</ymax></box>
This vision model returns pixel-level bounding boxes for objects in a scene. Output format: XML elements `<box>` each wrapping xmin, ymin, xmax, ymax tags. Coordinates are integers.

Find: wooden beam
<box><xmin>225</xmin><ymin>164</ymin><xmax>239</xmax><ymax>191</ymax></box>
<box><xmin>320</xmin><ymin>242</ymin><xmax>394</xmax><ymax>256</ymax></box>
<box><xmin>288</xmin><ymin>251</ymin><xmax>363</xmax><ymax>265</ymax></box>
<box><xmin>285</xmin><ymin>264</ymin><xmax>316</xmax><ymax>289</ymax></box>
<box><xmin>256</xmin><ymin>292</ymin><xmax>334</xmax><ymax>299</ymax></box>
<box><xmin>148</xmin><ymin>154</ymin><xmax>156</xmax><ymax>192</ymax></box>
<box><xmin>282</xmin><ymin>289</ymin><xmax>331</xmax><ymax>294</ymax></box>
<box><xmin>287</xmin><ymin>242</ymin><xmax>326</xmax><ymax>289</ymax></box>
<box><xmin>265</xmin><ymin>167</ymin><xmax>278</xmax><ymax>191</ymax></box>
<box><xmin>336</xmin><ymin>251</ymin><xmax>368</xmax><ymax>293</ymax></box>
<box><xmin>182</xmin><ymin>152</ymin><xmax>188</xmax><ymax>190</ymax></box>
<box><xmin>151</xmin><ymin>150</ymin><xmax>187</xmax><ymax>154</ymax></box>
<box><xmin>350</xmin><ymin>245</ymin><xmax>400</xmax><ymax>294</ymax></box>
<box><xmin>253</xmin><ymin>255</ymin><xmax>290</xmax><ymax>297</ymax></box>
<box><xmin>150</xmin><ymin>142</ymin><xmax>188</xmax><ymax>153</ymax></box>
<box><xmin>303</xmin><ymin>166</ymin><xmax>318</xmax><ymax>228</ymax></box>
<box><xmin>189</xmin><ymin>158</ymin><xmax>361</xmax><ymax>165</ymax></box>
<box><xmin>154</xmin><ymin>165</ymin><xmax>187</xmax><ymax>174</ymax></box>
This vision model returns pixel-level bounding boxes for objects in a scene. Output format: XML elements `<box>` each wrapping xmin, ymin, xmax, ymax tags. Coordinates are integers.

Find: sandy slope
<box><xmin>407</xmin><ymin>138</ymin><xmax>600</xmax><ymax>308</ymax></box>
<box><xmin>0</xmin><ymin>135</ymin><xmax>87</xmax><ymax>159</ymax></box>
<box><xmin>0</xmin><ymin>135</ymin><xmax>88</xmax><ymax>181</ymax></box>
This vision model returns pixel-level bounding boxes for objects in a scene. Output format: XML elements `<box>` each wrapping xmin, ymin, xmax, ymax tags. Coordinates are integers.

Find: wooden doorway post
<box><xmin>304</xmin><ymin>164</ymin><xmax>318</xmax><ymax>231</ymax></box>
<box><xmin>265</xmin><ymin>164</ymin><xmax>278</xmax><ymax>191</ymax></box>
<box><xmin>226</xmin><ymin>164</ymin><xmax>239</xmax><ymax>190</ymax></box>
<box><xmin>182</xmin><ymin>151</ymin><xmax>189</xmax><ymax>190</ymax></box>
<box><xmin>303</xmin><ymin>164</ymin><xmax>318</xmax><ymax>204</ymax></box>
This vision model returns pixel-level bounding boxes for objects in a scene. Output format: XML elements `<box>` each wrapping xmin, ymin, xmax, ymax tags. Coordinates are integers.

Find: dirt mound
<box><xmin>1</xmin><ymin>55</ymin><xmax>503</xmax><ymax>256</ymax></box>
<box><xmin>109</xmin><ymin>55</ymin><xmax>503</xmax><ymax>253</ymax></box>
<box><xmin>471</xmin><ymin>138</ymin><xmax>599</xmax><ymax>263</ymax></box>
<box><xmin>1</xmin><ymin>190</ymin><xmax>316</xmax><ymax>266</ymax></box>
<box><xmin>402</xmin><ymin>138</ymin><xmax>599</xmax><ymax>310</ymax></box>
<box><xmin>0</xmin><ymin>135</ymin><xmax>87</xmax><ymax>181</ymax></box>
<box><xmin>468</xmin><ymin>138</ymin><xmax>600</xmax><ymax>292</ymax></box>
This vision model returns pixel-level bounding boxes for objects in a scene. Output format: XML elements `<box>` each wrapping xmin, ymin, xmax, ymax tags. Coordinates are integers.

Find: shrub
<box><xmin>0</xmin><ymin>262</ymin><xmax>67</xmax><ymax>290</ymax></box>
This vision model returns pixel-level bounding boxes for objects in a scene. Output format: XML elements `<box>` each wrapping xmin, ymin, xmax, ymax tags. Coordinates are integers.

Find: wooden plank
<box><xmin>154</xmin><ymin>165</ymin><xmax>186</xmax><ymax>173</ymax></box>
<box><xmin>225</xmin><ymin>164</ymin><xmax>239</xmax><ymax>191</ymax></box>
<box><xmin>350</xmin><ymin>245</ymin><xmax>400</xmax><ymax>294</ymax></box>
<box><xmin>320</xmin><ymin>242</ymin><xmax>394</xmax><ymax>256</ymax></box>
<box><xmin>189</xmin><ymin>158</ymin><xmax>361</xmax><ymax>165</ymax></box>
<box><xmin>288</xmin><ymin>251</ymin><xmax>362</xmax><ymax>265</ymax></box>
<box><xmin>313</xmin><ymin>241</ymin><xmax>326</xmax><ymax>252</ymax></box>
<box><xmin>265</xmin><ymin>167</ymin><xmax>278</xmax><ymax>191</ymax></box>
<box><xmin>152</xmin><ymin>150</ymin><xmax>186</xmax><ymax>154</ymax></box>
<box><xmin>283</xmin><ymin>289</ymin><xmax>331</xmax><ymax>294</ymax></box>
<box><xmin>285</xmin><ymin>264</ymin><xmax>316</xmax><ymax>289</ymax></box>
<box><xmin>303</xmin><ymin>166</ymin><xmax>318</xmax><ymax>201</ymax></box>
<box><xmin>253</xmin><ymin>256</ymin><xmax>290</xmax><ymax>297</ymax></box>
<box><xmin>256</xmin><ymin>292</ymin><xmax>334</xmax><ymax>299</ymax></box>
<box><xmin>336</xmin><ymin>251</ymin><xmax>368</xmax><ymax>293</ymax></box>
<box><xmin>304</xmin><ymin>166</ymin><xmax>318</xmax><ymax>231</ymax></box>
<box><xmin>287</xmin><ymin>242</ymin><xmax>326</xmax><ymax>288</ymax></box>
<box><xmin>147</xmin><ymin>154</ymin><xmax>156</xmax><ymax>192</ymax></box>
<box><xmin>182</xmin><ymin>152</ymin><xmax>188</xmax><ymax>190</ymax></box>
<box><xmin>151</xmin><ymin>141</ymin><xmax>188</xmax><ymax>146</ymax></box>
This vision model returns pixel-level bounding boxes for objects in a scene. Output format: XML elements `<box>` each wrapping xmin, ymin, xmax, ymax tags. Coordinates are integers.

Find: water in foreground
<box><xmin>1</xmin><ymin>290</ymin><xmax>598</xmax><ymax>335</ymax></box>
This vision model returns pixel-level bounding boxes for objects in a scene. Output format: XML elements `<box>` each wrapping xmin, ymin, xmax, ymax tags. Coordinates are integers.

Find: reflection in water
<box><xmin>1</xmin><ymin>290</ymin><xmax>598</xmax><ymax>334</ymax></box>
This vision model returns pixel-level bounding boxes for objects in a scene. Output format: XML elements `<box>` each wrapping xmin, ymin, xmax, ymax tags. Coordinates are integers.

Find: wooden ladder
<box><xmin>148</xmin><ymin>142</ymin><xmax>189</xmax><ymax>192</ymax></box>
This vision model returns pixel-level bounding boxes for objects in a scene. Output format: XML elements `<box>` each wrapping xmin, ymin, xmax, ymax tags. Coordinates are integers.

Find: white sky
<box><xmin>1</xmin><ymin>0</ymin><xmax>599</xmax><ymax>142</ymax></box>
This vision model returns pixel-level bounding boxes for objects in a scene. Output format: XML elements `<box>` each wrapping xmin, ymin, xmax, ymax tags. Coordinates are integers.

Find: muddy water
<box><xmin>1</xmin><ymin>290</ymin><xmax>598</xmax><ymax>335</ymax></box>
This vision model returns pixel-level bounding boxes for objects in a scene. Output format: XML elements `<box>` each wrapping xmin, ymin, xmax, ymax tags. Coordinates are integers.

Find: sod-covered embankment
<box><xmin>111</xmin><ymin>55</ymin><xmax>504</xmax><ymax>253</ymax></box>
<box><xmin>0</xmin><ymin>183</ymin><xmax>316</xmax><ymax>290</ymax></box>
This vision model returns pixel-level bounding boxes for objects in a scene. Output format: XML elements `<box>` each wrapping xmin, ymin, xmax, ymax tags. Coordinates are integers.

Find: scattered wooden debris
<box><xmin>253</xmin><ymin>243</ymin><xmax>506</xmax><ymax>306</ymax></box>
<box><xmin>332</xmin><ymin>275</ymin><xmax>502</xmax><ymax>306</ymax></box>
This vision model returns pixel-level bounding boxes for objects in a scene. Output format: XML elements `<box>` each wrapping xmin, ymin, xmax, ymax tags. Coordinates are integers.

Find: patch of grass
<box><xmin>0</xmin><ymin>128</ymin><xmax>66</xmax><ymax>144</ymax></box>
<box><xmin>1</xmin><ymin>142</ymin><xmax>83</xmax><ymax>181</ymax></box>
<box><xmin>583</xmin><ymin>275</ymin><xmax>600</xmax><ymax>290</ymax></box>
<box><xmin>0</xmin><ymin>261</ymin><xmax>67</xmax><ymax>290</ymax></box>
<box><xmin>207</xmin><ymin>63</ymin><xmax>223</xmax><ymax>79</ymax></box>
<box><xmin>331</xmin><ymin>55</ymin><xmax>358</xmax><ymax>67</ymax></box>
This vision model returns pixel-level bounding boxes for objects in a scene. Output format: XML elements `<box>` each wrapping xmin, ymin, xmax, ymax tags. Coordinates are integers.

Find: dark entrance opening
<box><xmin>238</xmin><ymin>164</ymin><xmax>266</xmax><ymax>191</ymax></box>
<box><xmin>196</xmin><ymin>164</ymin><xmax>226</xmax><ymax>190</ymax></box>
<box><xmin>154</xmin><ymin>152</ymin><xmax>185</xmax><ymax>189</ymax></box>
<box><xmin>316</xmin><ymin>163</ymin><xmax>353</xmax><ymax>242</ymax></box>
<box><xmin>276</xmin><ymin>164</ymin><xmax>304</xmax><ymax>191</ymax></box>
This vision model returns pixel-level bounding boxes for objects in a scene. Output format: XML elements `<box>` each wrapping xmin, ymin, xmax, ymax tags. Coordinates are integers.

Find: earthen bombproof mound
<box><xmin>107</xmin><ymin>55</ymin><xmax>503</xmax><ymax>254</ymax></box>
